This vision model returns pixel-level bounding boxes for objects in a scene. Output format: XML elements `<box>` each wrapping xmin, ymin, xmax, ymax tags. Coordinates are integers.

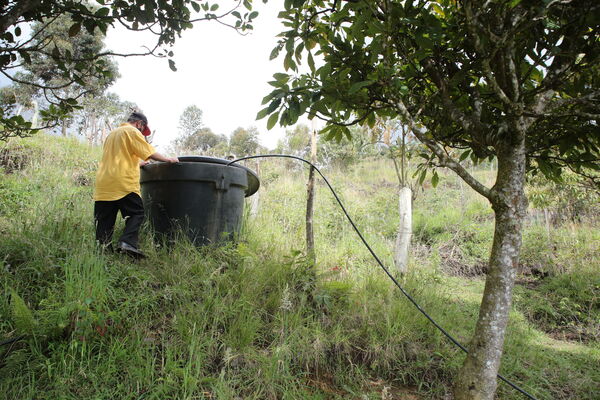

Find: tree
<box><xmin>278</xmin><ymin>124</ymin><xmax>311</xmax><ymax>155</ymax></box>
<box><xmin>172</xmin><ymin>105</ymin><xmax>227</xmax><ymax>154</ymax></box>
<box><xmin>260</xmin><ymin>1</ymin><xmax>599</xmax><ymax>399</ymax></box>
<box><xmin>74</xmin><ymin>92</ymin><xmax>139</xmax><ymax>144</ymax></box>
<box><xmin>318</xmin><ymin>125</ymin><xmax>373</xmax><ymax>168</ymax></box>
<box><xmin>16</xmin><ymin>14</ymin><xmax>119</xmax><ymax>137</ymax></box>
<box><xmin>229</xmin><ymin>126</ymin><xmax>259</xmax><ymax>156</ymax></box>
<box><xmin>0</xmin><ymin>0</ymin><xmax>261</xmax><ymax>140</ymax></box>
<box><xmin>372</xmin><ymin>118</ymin><xmax>416</xmax><ymax>275</ymax></box>
<box><xmin>306</xmin><ymin>124</ymin><xmax>318</xmax><ymax>264</ymax></box>
<box><xmin>178</xmin><ymin>127</ymin><xmax>227</xmax><ymax>154</ymax></box>
<box><xmin>177</xmin><ymin>105</ymin><xmax>205</xmax><ymax>138</ymax></box>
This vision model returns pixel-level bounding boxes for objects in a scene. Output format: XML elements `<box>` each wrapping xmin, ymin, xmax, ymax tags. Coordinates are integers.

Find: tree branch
<box><xmin>394</xmin><ymin>99</ymin><xmax>491</xmax><ymax>199</ymax></box>
<box><xmin>463</xmin><ymin>1</ymin><xmax>519</xmax><ymax>112</ymax></box>
<box><xmin>0</xmin><ymin>0</ymin><xmax>41</xmax><ymax>33</ymax></box>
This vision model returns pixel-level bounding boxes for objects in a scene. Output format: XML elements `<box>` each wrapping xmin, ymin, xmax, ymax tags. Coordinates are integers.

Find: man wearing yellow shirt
<box><xmin>93</xmin><ymin>112</ymin><xmax>178</xmax><ymax>258</ymax></box>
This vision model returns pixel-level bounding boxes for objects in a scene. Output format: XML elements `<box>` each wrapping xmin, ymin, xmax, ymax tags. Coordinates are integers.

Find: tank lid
<box><xmin>178</xmin><ymin>156</ymin><xmax>260</xmax><ymax>197</ymax></box>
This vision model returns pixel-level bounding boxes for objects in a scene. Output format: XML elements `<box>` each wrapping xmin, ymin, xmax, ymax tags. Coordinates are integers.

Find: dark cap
<box><xmin>129</xmin><ymin>112</ymin><xmax>148</xmax><ymax>125</ymax></box>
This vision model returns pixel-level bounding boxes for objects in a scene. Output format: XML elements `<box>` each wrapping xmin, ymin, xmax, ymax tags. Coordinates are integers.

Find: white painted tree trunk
<box><xmin>393</xmin><ymin>186</ymin><xmax>412</xmax><ymax>275</ymax></box>
<box><xmin>249</xmin><ymin>161</ymin><xmax>260</xmax><ymax>219</ymax></box>
<box><xmin>30</xmin><ymin>100</ymin><xmax>38</xmax><ymax>128</ymax></box>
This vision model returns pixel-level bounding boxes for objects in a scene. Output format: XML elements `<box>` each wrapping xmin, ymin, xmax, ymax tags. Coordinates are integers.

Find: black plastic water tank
<box><xmin>140</xmin><ymin>156</ymin><xmax>259</xmax><ymax>246</ymax></box>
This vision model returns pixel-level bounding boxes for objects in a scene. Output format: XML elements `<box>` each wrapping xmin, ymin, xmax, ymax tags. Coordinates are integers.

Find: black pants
<box><xmin>94</xmin><ymin>193</ymin><xmax>145</xmax><ymax>248</ymax></box>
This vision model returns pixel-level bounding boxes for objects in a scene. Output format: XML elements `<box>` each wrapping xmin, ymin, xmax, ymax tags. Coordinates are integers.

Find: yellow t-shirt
<box><xmin>93</xmin><ymin>123</ymin><xmax>156</xmax><ymax>201</ymax></box>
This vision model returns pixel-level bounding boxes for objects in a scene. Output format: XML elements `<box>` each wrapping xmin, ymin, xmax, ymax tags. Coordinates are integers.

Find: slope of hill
<box><xmin>1</xmin><ymin>134</ymin><xmax>598</xmax><ymax>399</ymax></box>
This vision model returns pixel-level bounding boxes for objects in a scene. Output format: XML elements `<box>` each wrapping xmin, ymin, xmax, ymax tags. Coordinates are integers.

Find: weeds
<box><xmin>0</xmin><ymin>134</ymin><xmax>598</xmax><ymax>399</ymax></box>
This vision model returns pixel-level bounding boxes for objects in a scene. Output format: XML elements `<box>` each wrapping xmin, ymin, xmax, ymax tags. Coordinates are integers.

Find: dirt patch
<box><xmin>516</xmin><ymin>263</ymin><xmax>550</xmax><ymax>278</ymax></box>
<box><xmin>305</xmin><ymin>373</ymin><xmax>422</xmax><ymax>399</ymax></box>
<box><xmin>514</xmin><ymin>276</ymin><xmax>543</xmax><ymax>290</ymax></box>
<box><xmin>438</xmin><ymin>242</ymin><xmax>487</xmax><ymax>277</ymax></box>
<box><xmin>0</xmin><ymin>146</ymin><xmax>33</xmax><ymax>173</ymax></box>
<box><xmin>547</xmin><ymin>329</ymin><xmax>599</xmax><ymax>343</ymax></box>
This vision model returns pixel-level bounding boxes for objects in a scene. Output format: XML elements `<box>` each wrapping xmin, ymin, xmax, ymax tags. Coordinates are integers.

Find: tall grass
<box><xmin>0</xmin><ymin>134</ymin><xmax>598</xmax><ymax>399</ymax></box>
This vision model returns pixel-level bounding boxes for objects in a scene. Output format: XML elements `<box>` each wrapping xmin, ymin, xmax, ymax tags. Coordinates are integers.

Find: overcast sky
<box><xmin>104</xmin><ymin>2</ymin><xmax>300</xmax><ymax>151</ymax></box>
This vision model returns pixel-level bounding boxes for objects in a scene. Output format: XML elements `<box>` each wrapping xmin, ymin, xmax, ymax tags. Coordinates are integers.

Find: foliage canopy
<box><xmin>260</xmin><ymin>0</ymin><xmax>599</xmax><ymax>185</ymax></box>
<box><xmin>0</xmin><ymin>0</ymin><xmax>261</xmax><ymax>139</ymax></box>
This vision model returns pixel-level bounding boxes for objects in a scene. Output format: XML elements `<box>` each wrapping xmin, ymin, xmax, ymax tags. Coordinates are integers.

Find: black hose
<box><xmin>0</xmin><ymin>335</ymin><xmax>24</xmax><ymax>347</ymax></box>
<box><xmin>229</xmin><ymin>154</ymin><xmax>539</xmax><ymax>400</ymax></box>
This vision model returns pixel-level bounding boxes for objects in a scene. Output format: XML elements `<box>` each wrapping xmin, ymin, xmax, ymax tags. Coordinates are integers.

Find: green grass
<box><xmin>0</xmin><ymin>134</ymin><xmax>598</xmax><ymax>399</ymax></box>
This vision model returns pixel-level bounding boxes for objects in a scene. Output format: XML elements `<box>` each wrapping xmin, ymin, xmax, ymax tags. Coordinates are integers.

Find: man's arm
<box><xmin>148</xmin><ymin>153</ymin><xmax>179</xmax><ymax>163</ymax></box>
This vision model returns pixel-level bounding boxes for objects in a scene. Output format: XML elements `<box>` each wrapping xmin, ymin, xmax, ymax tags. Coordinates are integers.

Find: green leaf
<box><xmin>51</xmin><ymin>46</ymin><xmax>61</xmax><ymax>59</ymax></box>
<box><xmin>267</xmin><ymin>112</ymin><xmax>279</xmax><ymax>130</ymax></box>
<box><xmin>418</xmin><ymin>169</ymin><xmax>427</xmax><ymax>185</ymax></box>
<box><xmin>256</xmin><ymin>98</ymin><xmax>281</xmax><ymax>120</ymax></box>
<box><xmin>168</xmin><ymin>59</ymin><xmax>177</xmax><ymax>71</ymax></box>
<box><xmin>270</xmin><ymin>45</ymin><xmax>281</xmax><ymax>60</ymax></box>
<box><xmin>509</xmin><ymin>0</ymin><xmax>523</xmax><ymax>7</ymax></box>
<box><xmin>11</xmin><ymin>290</ymin><xmax>36</xmax><ymax>335</ymax></box>
<box><xmin>268</xmin><ymin>98</ymin><xmax>281</xmax><ymax>113</ymax></box>
<box><xmin>192</xmin><ymin>2</ymin><xmax>200</xmax><ymax>12</ymax></box>
<box><xmin>249</xmin><ymin>11</ymin><xmax>259</xmax><ymax>19</ymax></box>
<box><xmin>210</xmin><ymin>4</ymin><xmax>219</xmax><ymax>11</ymax></box>
<box><xmin>470</xmin><ymin>151</ymin><xmax>479</xmax><ymax>165</ymax></box>
<box><xmin>273</xmin><ymin>73</ymin><xmax>289</xmax><ymax>83</ymax></box>
<box><xmin>68</xmin><ymin>23</ymin><xmax>81</xmax><ymax>37</ymax></box>
<box><xmin>95</xmin><ymin>7</ymin><xmax>110</xmax><ymax>17</ymax></box>
<box><xmin>308</xmin><ymin>52</ymin><xmax>315</xmax><ymax>72</ymax></box>
<box><xmin>348</xmin><ymin>80</ymin><xmax>374</xmax><ymax>94</ymax></box>
<box><xmin>431</xmin><ymin>4</ymin><xmax>445</xmax><ymax>17</ymax></box>
<box><xmin>261</xmin><ymin>91</ymin><xmax>276</xmax><ymax>105</ymax></box>
<box><xmin>283</xmin><ymin>54</ymin><xmax>296</xmax><ymax>71</ymax></box>
<box><xmin>415</xmin><ymin>34</ymin><xmax>434</xmax><ymax>50</ymax></box>
<box><xmin>431</xmin><ymin>171</ymin><xmax>439</xmax><ymax>188</ymax></box>
<box><xmin>256</xmin><ymin>107</ymin><xmax>270</xmax><ymax>120</ymax></box>
<box><xmin>98</xmin><ymin>22</ymin><xmax>108</xmax><ymax>35</ymax></box>
<box><xmin>459</xmin><ymin>149</ymin><xmax>471</xmax><ymax>161</ymax></box>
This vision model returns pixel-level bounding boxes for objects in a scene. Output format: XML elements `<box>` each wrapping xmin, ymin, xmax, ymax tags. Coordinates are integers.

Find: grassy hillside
<box><xmin>1</xmin><ymin>134</ymin><xmax>598</xmax><ymax>399</ymax></box>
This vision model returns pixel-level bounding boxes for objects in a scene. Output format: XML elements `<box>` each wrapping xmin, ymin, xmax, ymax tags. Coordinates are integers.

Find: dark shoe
<box><xmin>117</xmin><ymin>241</ymin><xmax>146</xmax><ymax>259</ymax></box>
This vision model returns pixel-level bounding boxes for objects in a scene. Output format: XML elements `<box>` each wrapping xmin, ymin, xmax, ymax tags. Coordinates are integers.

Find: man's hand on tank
<box><xmin>167</xmin><ymin>157</ymin><xmax>179</xmax><ymax>163</ymax></box>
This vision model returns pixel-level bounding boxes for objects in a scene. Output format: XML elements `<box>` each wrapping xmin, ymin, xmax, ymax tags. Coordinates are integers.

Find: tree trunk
<box><xmin>61</xmin><ymin>120</ymin><xmax>68</xmax><ymax>137</ymax></box>
<box><xmin>306</xmin><ymin>126</ymin><xmax>318</xmax><ymax>264</ymax></box>
<box><xmin>101</xmin><ymin>123</ymin><xmax>108</xmax><ymax>143</ymax></box>
<box><xmin>30</xmin><ymin>100</ymin><xmax>38</xmax><ymax>128</ymax></box>
<box><xmin>393</xmin><ymin>186</ymin><xmax>412</xmax><ymax>275</ymax></box>
<box><xmin>249</xmin><ymin>160</ymin><xmax>260</xmax><ymax>218</ymax></box>
<box><xmin>89</xmin><ymin>113</ymin><xmax>98</xmax><ymax>144</ymax></box>
<box><xmin>544</xmin><ymin>208</ymin><xmax>551</xmax><ymax>239</ymax></box>
<box><xmin>454</xmin><ymin>138</ymin><xmax>527</xmax><ymax>400</ymax></box>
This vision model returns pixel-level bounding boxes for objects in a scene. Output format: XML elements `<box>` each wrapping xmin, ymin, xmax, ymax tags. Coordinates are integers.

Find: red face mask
<box><xmin>141</xmin><ymin>125</ymin><xmax>151</xmax><ymax>136</ymax></box>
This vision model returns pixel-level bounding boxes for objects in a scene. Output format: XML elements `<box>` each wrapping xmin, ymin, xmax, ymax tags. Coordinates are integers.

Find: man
<box><xmin>93</xmin><ymin>112</ymin><xmax>178</xmax><ymax>258</ymax></box>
